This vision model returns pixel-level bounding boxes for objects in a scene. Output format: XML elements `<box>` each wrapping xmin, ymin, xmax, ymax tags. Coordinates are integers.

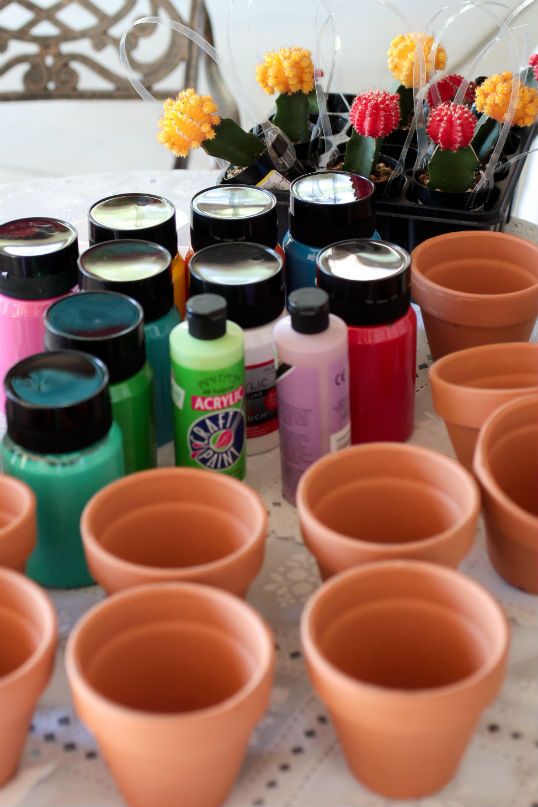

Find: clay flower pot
<box><xmin>0</xmin><ymin>567</ymin><xmax>56</xmax><ymax>785</ymax></box>
<box><xmin>81</xmin><ymin>468</ymin><xmax>267</xmax><ymax>597</ymax></box>
<box><xmin>411</xmin><ymin>231</ymin><xmax>538</xmax><ymax>360</ymax></box>
<box><xmin>474</xmin><ymin>394</ymin><xmax>538</xmax><ymax>593</ymax></box>
<box><xmin>66</xmin><ymin>582</ymin><xmax>275</xmax><ymax>807</ymax></box>
<box><xmin>430</xmin><ymin>342</ymin><xmax>538</xmax><ymax>469</ymax></box>
<box><xmin>297</xmin><ymin>443</ymin><xmax>479</xmax><ymax>580</ymax></box>
<box><xmin>0</xmin><ymin>475</ymin><xmax>36</xmax><ymax>572</ymax></box>
<box><xmin>301</xmin><ymin>560</ymin><xmax>509</xmax><ymax>799</ymax></box>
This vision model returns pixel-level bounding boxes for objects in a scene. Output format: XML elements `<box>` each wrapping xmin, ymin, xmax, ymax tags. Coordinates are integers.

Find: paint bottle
<box><xmin>44</xmin><ymin>291</ymin><xmax>157</xmax><ymax>474</ymax></box>
<box><xmin>273</xmin><ymin>288</ymin><xmax>350</xmax><ymax>504</ymax></box>
<box><xmin>189</xmin><ymin>242</ymin><xmax>284</xmax><ymax>455</ymax></box>
<box><xmin>188</xmin><ymin>185</ymin><xmax>280</xmax><ymax>260</ymax></box>
<box><xmin>0</xmin><ymin>217</ymin><xmax>78</xmax><ymax>418</ymax></box>
<box><xmin>317</xmin><ymin>239</ymin><xmax>416</xmax><ymax>443</ymax></box>
<box><xmin>169</xmin><ymin>294</ymin><xmax>246</xmax><ymax>479</ymax></box>
<box><xmin>283</xmin><ymin>171</ymin><xmax>376</xmax><ymax>295</ymax></box>
<box><xmin>1</xmin><ymin>351</ymin><xmax>124</xmax><ymax>588</ymax></box>
<box><xmin>88</xmin><ymin>193</ymin><xmax>186</xmax><ymax>317</ymax></box>
<box><xmin>78</xmin><ymin>239</ymin><xmax>180</xmax><ymax>447</ymax></box>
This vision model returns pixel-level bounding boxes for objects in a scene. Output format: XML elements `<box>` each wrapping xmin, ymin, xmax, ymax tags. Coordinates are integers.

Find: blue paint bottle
<box><xmin>283</xmin><ymin>171</ymin><xmax>376</xmax><ymax>295</ymax></box>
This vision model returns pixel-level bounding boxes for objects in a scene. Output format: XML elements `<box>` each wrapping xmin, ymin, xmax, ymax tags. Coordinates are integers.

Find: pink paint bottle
<box><xmin>274</xmin><ymin>288</ymin><xmax>350</xmax><ymax>504</ymax></box>
<box><xmin>0</xmin><ymin>218</ymin><xmax>78</xmax><ymax>416</ymax></box>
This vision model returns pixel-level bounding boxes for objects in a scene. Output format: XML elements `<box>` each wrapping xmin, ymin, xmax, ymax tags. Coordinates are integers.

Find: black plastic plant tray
<box><xmin>271</xmin><ymin>122</ymin><xmax>536</xmax><ymax>249</ymax></box>
<box><xmin>374</xmin><ymin>122</ymin><xmax>537</xmax><ymax>251</ymax></box>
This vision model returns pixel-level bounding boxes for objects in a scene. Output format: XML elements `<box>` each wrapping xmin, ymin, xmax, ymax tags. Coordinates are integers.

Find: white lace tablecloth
<box><xmin>0</xmin><ymin>171</ymin><xmax>537</xmax><ymax>807</ymax></box>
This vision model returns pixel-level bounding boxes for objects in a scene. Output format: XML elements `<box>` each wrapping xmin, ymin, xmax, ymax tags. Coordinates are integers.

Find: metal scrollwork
<box><xmin>0</xmin><ymin>0</ymin><xmax>203</xmax><ymax>100</ymax></box>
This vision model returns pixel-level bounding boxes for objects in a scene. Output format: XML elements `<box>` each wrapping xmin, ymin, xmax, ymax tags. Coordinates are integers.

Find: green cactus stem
<box><xmin>472</xmin><ymin>117</ymin><xmax>501</xmax><ymax>162</ymax></box>
<box><xmin>272</xmin><ymin>93</ymin><xmax>310</xmax><ymax>143</ymax></box>
<box><xmin>427</xmin><ymin>145</ymin><xmax>479</xmax><ymax>192</ymax></box>
<box><xmin>396</xmin><ymin>85</ymin><xmax>415</xmax><ymax>125</ymax></box>
<box><xmin>343</xmin><ymin>131</ymin><xmax>381</xmax><ymax>177</ymax></box>
<box><xmin>203</xmin><ymin>118</ymin><xmax>265</xmax><ymax>167</ymax></box>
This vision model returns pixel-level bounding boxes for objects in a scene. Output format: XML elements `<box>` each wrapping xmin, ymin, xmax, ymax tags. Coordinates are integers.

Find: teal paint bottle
<box><xmin>170</xmin><ymin>294</ymin><xmax>246</xmax><ymax>479</ymax></box>
<box><xmin>284</xmin><ymin>171</ymin><xmax>377</xmax><ymax>295</ymax></box>
<box><xmin>78</xmin><ymin>239</ymin><xmax>180</xmax><ymax>446</ymax></box>
<box><xmin>1</xmin><ymin>351</ymin><xmax>124</xmax><ymax>588</ymax></box>
<box><xmin>44</xmin><ymin>291</ymin><xmax>157</xmax><ymax>474</ymax></box>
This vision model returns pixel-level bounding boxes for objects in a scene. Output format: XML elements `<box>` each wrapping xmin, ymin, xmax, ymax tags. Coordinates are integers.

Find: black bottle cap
<box><xmin>78</xmin><ymin>239</ymin><xmax>173</xmax><ymax>323</ymax></box>
<box><xmin>189</xmin><ymin>242</ymin><xmax>284</xmax><ymax>329</ymax></box>
<box><xmin>317</xmin><ymin>239</ymin><xmax>411</xmax><ymax>326</ymax></box>
<box><xmin>288</xmin><ymin>288</ymin><xmax>330</xmax><ymax>334</ymax></box>
<box><xmin>289</xmin><ymin>171</ymin><xmax>376</xmax><ymax>248</ymax></box>
<box><xmin>4</xmin><ymin>351</ymin><xmax>112</xmax><ymax>454</ymax></box>
<box><xmin>44</xmin><ymin>291</ymin><xmax>146</xmax><ymax>384</ymax></box>
<box><xmin>190</xmin><ymin>185</ymin><xmax>278</xmax><ymax>252</ymax></box>
<box><xmin>0</xmin><ymin>217</ymin><xmax>78</xmax><ymax>301</ymax></box>
<box><xmin>187</xmin><ymin>294</ymin><xmax>227</xmax><ymax>340</ymax></box>
<box><xmin>89</xmin><ymin>193</ymin><xmax>178</xmax><ymax>257</ymax></box>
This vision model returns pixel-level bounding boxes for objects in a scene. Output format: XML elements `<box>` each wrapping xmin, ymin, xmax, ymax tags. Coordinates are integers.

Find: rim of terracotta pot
<box><xmin>0</xmin><ymin>476</ymin><xmax>36</xmax><ymax>540</ymax></box>
<box><xmin>65</xmin><ymin>581</ymin><xmax>274</xmax><ymax>724</ymax></box>
<box><xmin>429</xmin><ymin>343</ymin><xmax>538</xmax><ymax>426</ymax></box>
<box><xmin>411</xmin><ymin>231</ymin><xmax>538</xmax><ymax>326</ymax></box>
<box><xmin>301</xmin><ymin>559</ymin><xmax>508</xmax><ymax>701</ymax></box>
<box><xmin>473</xmin><ymin>394</ymin><xmax>538</xmax><ymax>532</ymax></box>
<box><xmin>81</xmin><ymin>467</ymin><xmax>268</xmax><ymax>581</ymax></box>
<box><xmin>296</xmin><ymin>443</ymin><xmax>480</xmax><ymax>555</ymax></box>
<box><xmin>0</xmin><ymin>567</ymin><xmax>57</xmax><ymax>689</ymax></box>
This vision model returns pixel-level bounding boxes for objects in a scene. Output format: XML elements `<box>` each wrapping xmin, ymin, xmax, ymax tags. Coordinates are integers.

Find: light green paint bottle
<box><xmin>170</xmin><ymin>294</ymin><xmax>246</xmax><ymax>479</ymax></box>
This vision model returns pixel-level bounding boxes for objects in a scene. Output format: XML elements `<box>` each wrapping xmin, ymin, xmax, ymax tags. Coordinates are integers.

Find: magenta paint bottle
<box><xmin>0</xmin><ymin>218</ymin><xmax>78</xmax><ymax>417</ymax></box>
<box><xmin>273</xmin><ymin>288</ymin><xmax>350</xmax><ymax>504</ymax></box>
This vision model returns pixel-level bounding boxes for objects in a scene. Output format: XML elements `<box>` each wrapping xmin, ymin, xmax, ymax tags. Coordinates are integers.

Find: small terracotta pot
<box><xmin>411</xmin><ymin>231</ymin><xmax>538</xmax><ymax>360</ymax></box>
<box><xmin>301</xmin><ymin>560</ymin><xmax>509</xmax><ymax>799</ymax></box>
<box><xmin>81</xmin><ymin>468</ymin><xmax>267</xmax><ymax>597</ymax></box>
<box><xmin>66</xmin><ymin>582</ymin><xmax>275</xmax><ymax>807</ymax></box>
<box><xmin>0</xmin><ymin>475</ymin><xmax>36</xmax><ymax>572</ymax></box>
<box><xmin>474</xmin><ymin>394</ymin><xmax>538</xmax><ymax>593</ymax></box>
<box><xmin>0</xmin><ymin>567</ymin><xmax>56</xmax><ymax>785</ymax></box>
<box><xmin>296</xmin><ymin>443</ymin><xmax>479</xmax><ymax>580</ymax></box>
<box><xmin>430</xmin><ymin>342</ymin><xmax>538</xmax><ymax>469</ymax></box>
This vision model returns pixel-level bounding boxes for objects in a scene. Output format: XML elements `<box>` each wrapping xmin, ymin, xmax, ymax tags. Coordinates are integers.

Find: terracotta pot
<box><xmin>0</xmin><ymin>475</ymin><xmax>36</xmax><ymax>572</ymax></box>
<box><xmin>0</xmin><ymin>567</ymin><xmax>56</xmax><ymax>785</ymax></box>
<box><xmin>430</xmin><ymin>342</ymin><xmax>538</xmax><ymax>469</ymax></box>
<box><xmin>301</xmin><ymin>560</ymin><xmax>509</xmax><ymax>799</ymax></box>
<box><xmin>474</xmin><ymin>394</ymin><xmax>538</xmax><ymax>593</ymax></box>
<box><xmin>81</xmin><ymin>468</ymin><xmax>267</xmax><ymax>597</ymax></box>
<box><xmin>66</xmin><ymin>582</ymin><xmax>274</xmax><ymax>807</ymax></box>
<box><xmin>411</xmin><ymin>231</ymin><xmax>538</xmax><ymax>359</ymax></box>
<box><xmin>296</xmin><ymin>443</ymin><xmax>479</xmax><ymax>580</ymax></box>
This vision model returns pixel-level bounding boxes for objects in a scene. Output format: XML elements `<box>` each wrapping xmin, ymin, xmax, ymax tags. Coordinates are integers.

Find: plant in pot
<box><xmin>413</xmin><ymin>101</ymin><xmax>487</xmax><ymax>208</ymax></box>
<box><xmin>339</xmin><ymin>89</ymin><xmax>404</xmax><ymax>197</ymax></box>
<box><xmin>156</xmin><ymin>87</ymin><xmax>296</xmax><ymax>186</ymax></box>
<box><xmin>474</xmin><ymin>70</ymin><xmax>538</xmax><ymax>153</ymax></box>
<box><xmin>255</xmin><ymin>46</ymin><xmax>319</xmax><ymax>174</ymax></box>
<box><xmin>385</xmin><ymin>31</ymin><xmax>447</xmax><ymax>148</ymax></box>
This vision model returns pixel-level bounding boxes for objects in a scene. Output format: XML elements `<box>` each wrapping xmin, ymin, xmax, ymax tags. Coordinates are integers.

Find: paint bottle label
<box><xmin>277</xmin><ymin>358</ymin><xmax>350</xmax><ymax>502</ymax></box>
<box><xmin>171</xmin><ymin>360</ymin><xmax>246</xmax><ymax>479</ymax></box>
<box><xmin>245</xmin><ymin>359</ymin><xmax>278</xmax><ymax>439</ymax></box>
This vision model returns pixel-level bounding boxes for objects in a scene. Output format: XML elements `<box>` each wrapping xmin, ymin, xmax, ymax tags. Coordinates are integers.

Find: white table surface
<box><xmin>0</xmin><ymin>171</ymin><xmax>537</xmax><ymax>807</ymax></box>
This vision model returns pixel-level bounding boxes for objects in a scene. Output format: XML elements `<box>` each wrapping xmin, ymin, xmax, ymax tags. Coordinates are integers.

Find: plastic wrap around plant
<box><xmin>119</xmin><ymin>15</ymin><xmax>299</xmax><ymax>175</ymax></box>
<box><xmin>398</xmin><ymin>0</ymin><xmax>528</xmax><ymax>207</ymax></box>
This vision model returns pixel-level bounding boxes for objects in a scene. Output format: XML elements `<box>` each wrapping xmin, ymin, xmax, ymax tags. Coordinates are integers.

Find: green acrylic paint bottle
<box><xmin>1</xmin><ymin>350</ymin><xmax>124</xmax><ymax>588</ymax></box>
<box><xmin>44</xmin><ymin>291</ymin><xmax>157</xmax><ymax>474</ymax></box>
<box><xmin>170</xmin><ymin>294</ymin><xmax>246</xmax><ymax>479</ymax></box>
